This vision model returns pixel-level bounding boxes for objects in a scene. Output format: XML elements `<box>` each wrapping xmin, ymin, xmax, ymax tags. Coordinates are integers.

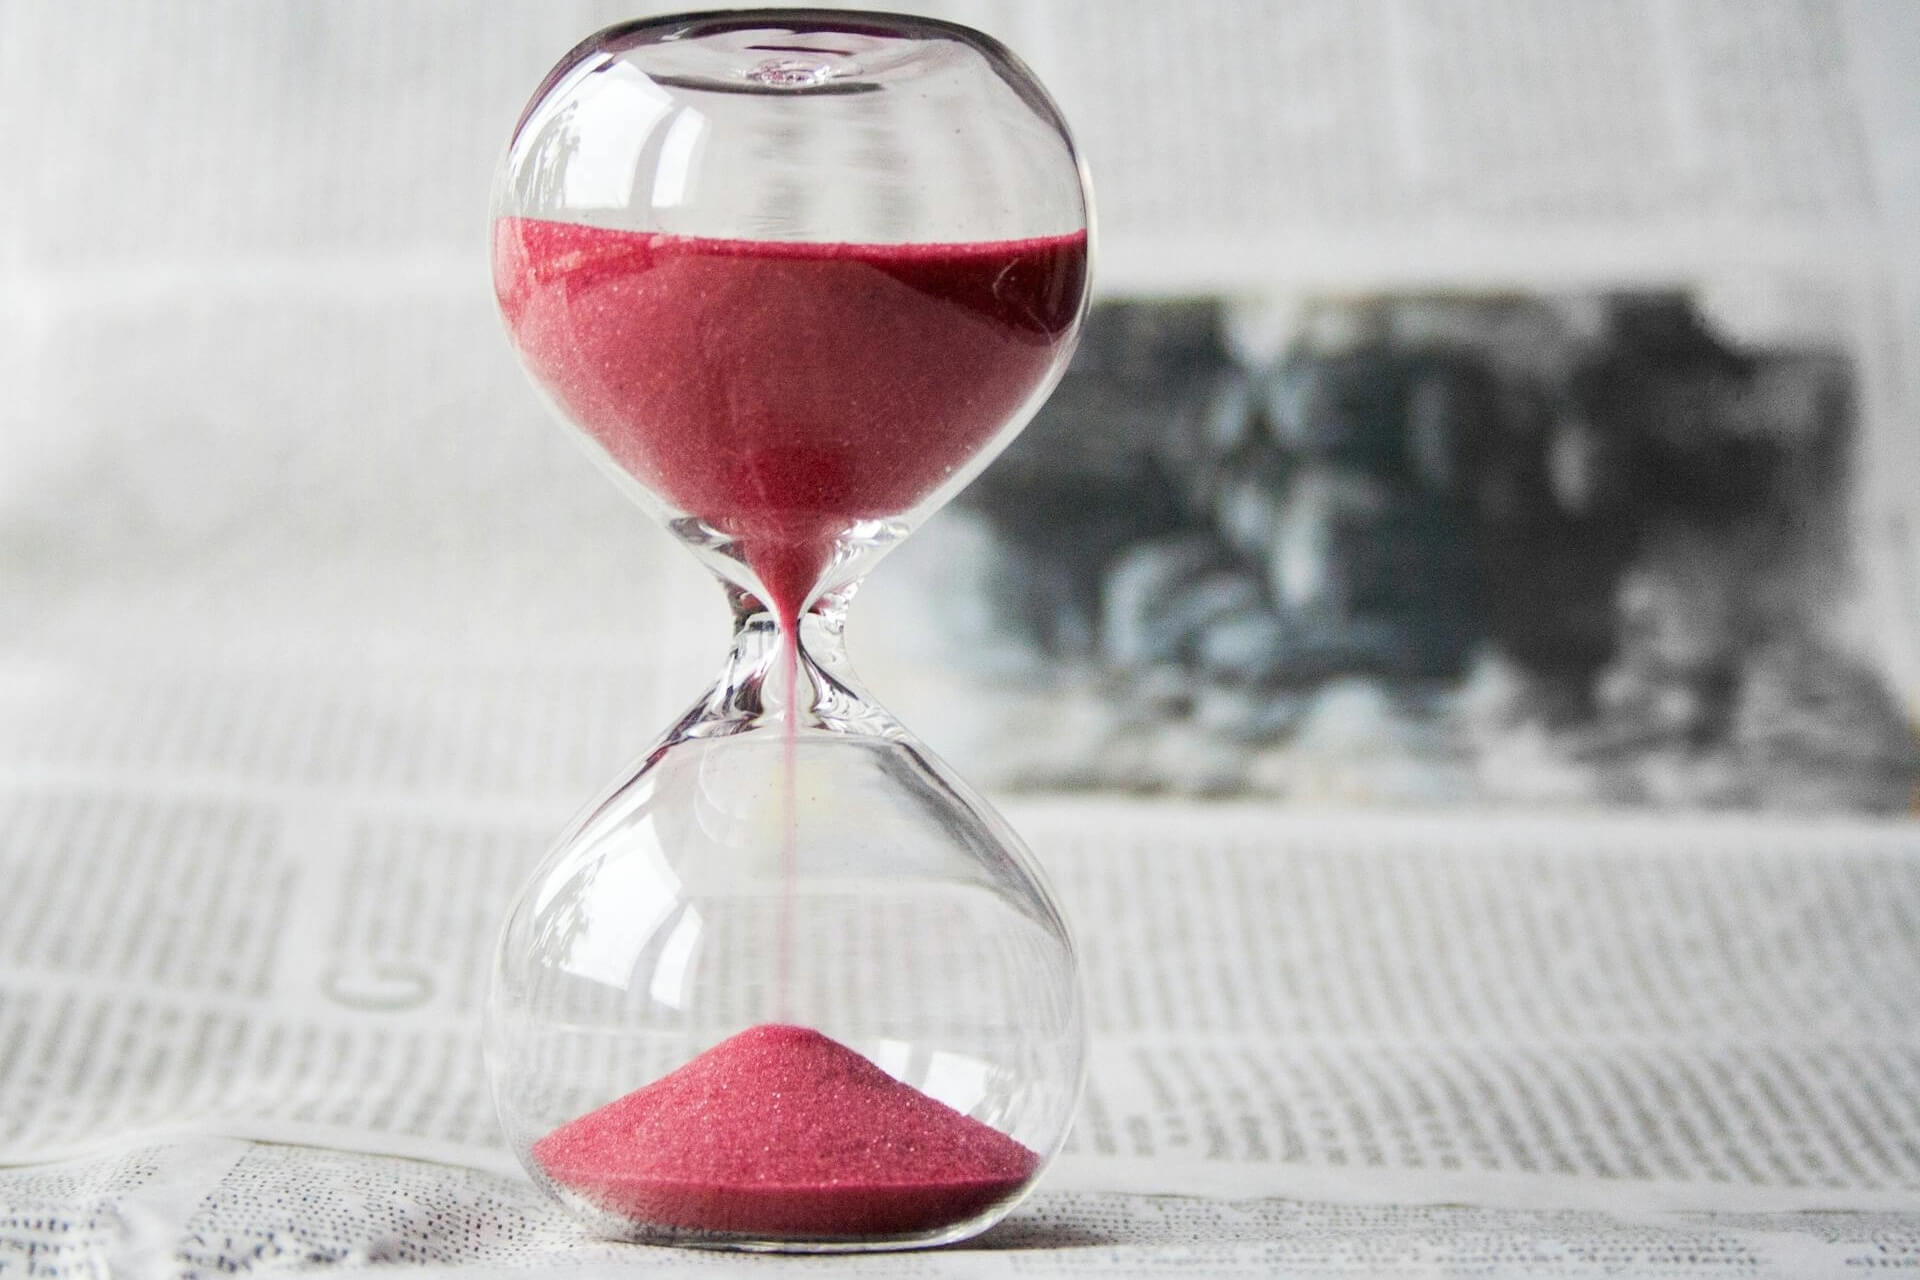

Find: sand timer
<box><xmin>484</xmin><ymin>11</ymin><xmax>1092</xmax><ymax>1251</ymax></box>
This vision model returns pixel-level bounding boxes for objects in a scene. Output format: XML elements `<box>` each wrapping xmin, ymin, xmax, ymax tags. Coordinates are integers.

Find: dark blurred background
<box><xmin>911</xmin><ymin>291</ymin><xmax>1916</xmax><ymax>810</ymax></box>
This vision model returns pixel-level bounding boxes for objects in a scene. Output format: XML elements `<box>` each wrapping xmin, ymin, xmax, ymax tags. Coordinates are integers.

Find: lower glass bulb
<box><xmin>485</xmin><ymin>612</ymin><xmax>1085</xmax><ymax>1250</ymax></box>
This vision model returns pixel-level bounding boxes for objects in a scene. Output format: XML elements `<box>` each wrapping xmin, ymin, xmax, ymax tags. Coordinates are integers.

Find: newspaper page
<box><xmin>6</xmin><ymin>747</ymin><xmax>1920</xmax><ymax>1275</ymax></box>
<box><xmin>6</xmin><ymin>0</ymin><xmax>1920</xmax><ymax>1276</ymax></box>
<box><xmin>6</xmin><ymin>729</ymin><xmax>1920</xmax><ymax>1216</ymax></box>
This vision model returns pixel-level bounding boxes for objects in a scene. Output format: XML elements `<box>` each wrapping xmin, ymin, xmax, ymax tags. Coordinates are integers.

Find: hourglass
<box><xmin>484</xmin><ymin>10</ymin><xmax>1092</xmax><ymax>1252</ymax></box>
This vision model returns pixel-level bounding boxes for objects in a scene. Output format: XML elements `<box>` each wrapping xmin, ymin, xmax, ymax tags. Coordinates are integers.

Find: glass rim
<box><xmin>512</xmin><ymin>7</ymin><xmax>1068</xmax><ymax>149</ymax></box>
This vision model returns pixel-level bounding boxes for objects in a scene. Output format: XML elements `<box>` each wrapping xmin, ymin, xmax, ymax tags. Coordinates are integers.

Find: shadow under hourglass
<box><xmin>967</xmin><ymin>1214</ymin><xmax>1129</xmax><ymax>1251</ymax></box>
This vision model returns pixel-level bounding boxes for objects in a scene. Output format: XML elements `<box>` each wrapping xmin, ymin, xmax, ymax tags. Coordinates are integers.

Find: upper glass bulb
<box><xmin>491</xmin><ymin>8</ymin><xmax>1092</xmax><ymax>623</ymax></box>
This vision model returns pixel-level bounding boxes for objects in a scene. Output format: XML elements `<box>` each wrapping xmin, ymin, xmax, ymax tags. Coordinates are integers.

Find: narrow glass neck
<box><xmin>688</xmin><ymin>585</ymin><xmax>896</xmax><ymax>739</ymax></box>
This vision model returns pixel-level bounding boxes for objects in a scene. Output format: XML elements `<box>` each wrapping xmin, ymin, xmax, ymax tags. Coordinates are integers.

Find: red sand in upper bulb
<box><xmin>530</xmin><ymin>1023</ymin><xmax>1038</xmax><ymax>1238</ymax></box>
<box><xmin>492</xmin><ymin>218</ymin><xmax>1086</xmax><ymax>625</ymax></box>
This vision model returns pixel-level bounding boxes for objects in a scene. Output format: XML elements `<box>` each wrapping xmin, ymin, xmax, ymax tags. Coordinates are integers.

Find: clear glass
<box><xmin>484</xmin><ymin>10</ymin><xmax>1092</xmax><ymax>1252</ymax></box>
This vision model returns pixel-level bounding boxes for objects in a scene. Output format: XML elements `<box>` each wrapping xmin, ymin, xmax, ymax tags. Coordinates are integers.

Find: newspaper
<box><xmin>6</xmin><ymin>0</ymin><xmax>1920</xmax><ymax>1275</ymax></box>
<box><xmin>7</xmin><ymin>728</ymin><xmax>1920</xmax><ymax>1275</ymax></box>
<box><xmin>15</xmin><ymin>754</ymin><xmax>1920</xmax><ymax>1214</ymax></box>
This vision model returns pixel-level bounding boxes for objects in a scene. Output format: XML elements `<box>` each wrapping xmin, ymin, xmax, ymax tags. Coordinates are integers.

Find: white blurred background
<box><xmin>4</xmin><ymin>1</ymin><xmax>1919</xmax><ymax>804</ymax></box>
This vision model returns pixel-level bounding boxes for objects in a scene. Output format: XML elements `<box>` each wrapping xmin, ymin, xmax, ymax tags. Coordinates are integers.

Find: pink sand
<box><xmin>531</xmin><ymin>1024</ymin><xmax>1038</xmax><ymax>1238</ymax></box>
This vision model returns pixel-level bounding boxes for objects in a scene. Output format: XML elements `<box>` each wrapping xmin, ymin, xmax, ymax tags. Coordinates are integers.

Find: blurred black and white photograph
<box><xmin>871</xmin><ymin>284</ymin><xmax>1918</xmax><ymax>812</ymax></box>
